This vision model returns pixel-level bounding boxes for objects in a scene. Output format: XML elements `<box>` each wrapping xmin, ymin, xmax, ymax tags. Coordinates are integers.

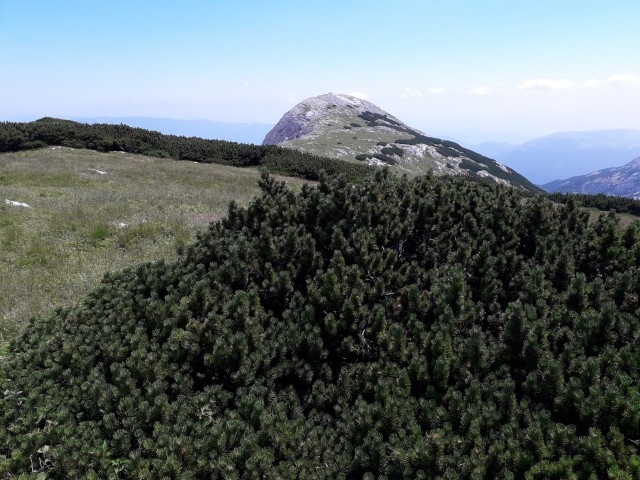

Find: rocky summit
<box><xmin>263</xmin><ymin>93</ymin><xmax>539</xmax><ymax>192</ymax></box>
<box><xmin>543</xmin><ymin>156</ymin><xmax>640</xmax><ymax>199</ymax></box>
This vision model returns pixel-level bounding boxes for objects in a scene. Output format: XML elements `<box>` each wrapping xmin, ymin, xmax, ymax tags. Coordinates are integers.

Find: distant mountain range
<box><xmin>263</xmin><ymin>93</ymin><xmax>539</xmax><ymax>192</ymax></box>
<box><xmin>471</xmin><ymin>129</ymin><xmax>640</xmax><ymax>185</ymax></box>
<box><xmin>542</xmin><ymin>157</ymin><xmax>640</xmax><ymax>199</ymax></box>
<box><xmin>72</xmin><ymin>117</ymin><xmax>271</xmax><ymax>145</ymax></box>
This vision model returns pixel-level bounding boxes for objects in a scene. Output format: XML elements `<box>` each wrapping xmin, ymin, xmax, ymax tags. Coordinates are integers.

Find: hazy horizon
<box><xmin>2</xmin><ymin>1</ymin><xmax>639</xmax><ymax>144</ymax></box>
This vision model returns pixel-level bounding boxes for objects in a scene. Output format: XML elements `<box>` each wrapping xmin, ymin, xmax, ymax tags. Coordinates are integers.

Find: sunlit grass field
<box><xmin>0</xmin><ymin>147</ymin><xmax>308</xmax><ymax>346</ymax></box>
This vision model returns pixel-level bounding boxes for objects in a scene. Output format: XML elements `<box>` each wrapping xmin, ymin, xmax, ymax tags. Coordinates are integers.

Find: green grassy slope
<box><xmin>0</xmin><ymin>118</ymin><xmax>374</xmax><ymax>182</ymax></box>
<box><xmin>0</xmin><ymin>147</ymin><xmax>308</xmax><ymax>344</ymax></box>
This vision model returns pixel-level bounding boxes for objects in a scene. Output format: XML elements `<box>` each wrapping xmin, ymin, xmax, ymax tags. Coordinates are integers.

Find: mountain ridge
<box><xmin>74</xmin><ymin>116</ymin><xmax>271</xmax><ymax>144</ymax></box>
<box><xmin>0</xmin><ymin>117</ymin><xmax>373</xmax><ymax>182</ymax></box>
<box><xmin>543</xmin><ymin>156</ymin><xmax>640</xmax><ymax>199</ymax></box>
<box><xmin>263</xmin><ymin>93</ymin><xmax>540</xmax><ymax>192</ymax></box>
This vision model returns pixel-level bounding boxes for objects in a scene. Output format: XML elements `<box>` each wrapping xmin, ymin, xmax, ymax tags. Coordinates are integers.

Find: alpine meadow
<box><xmin>1</xmin><ymin>118</ymin><xmax>639</xmax><ymax>477</ymax></box>
<box><xmin>3</xmin><ymin>1</ymin><xmax>640</xmax><ymax>477</ymax></box>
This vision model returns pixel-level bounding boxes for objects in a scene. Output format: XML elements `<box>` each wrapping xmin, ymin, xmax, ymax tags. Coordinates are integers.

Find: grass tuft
<box><xmin>90</xmin><ymin>223</ymin><xmax>111</xmax><ymax>242</ymax></box>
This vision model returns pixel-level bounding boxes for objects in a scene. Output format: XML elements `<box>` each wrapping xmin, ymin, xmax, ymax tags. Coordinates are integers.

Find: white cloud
<box><xmin>470</xmin><ymin>86</ymin><xmax>491</xmax><ymax>96</ymax></box>
<box><xmin>583</xmin><ymin>79</ymin><xmax>601</xmax><ymax>87</ymax></box>
<box><xmin>428</xmin><ymin>87</ymin><xmax>445</xmax><ymax>94</ymax></box>
<box><xmin>349</xmin><ymin>90</ymin><xmax>370</xmax><ymax>100</ymax></box>
<box><xmin>608</xmin><ymin>73</ymin><xmax>640</xmax><ymax>83</ymax></box>
<box><xmin>401</xmin><ymin>87</ymin><xmax>423</xmax><ymax>98</ymax></box>
<box><xmin>519</xmin><ymin>78</ymin><xmax>574</xmax><ymax>91</ymax></box>
<box><xmin>242</xmin><ymin>79</ymin><xmax>263</xmax><ymax>87</ymax></box>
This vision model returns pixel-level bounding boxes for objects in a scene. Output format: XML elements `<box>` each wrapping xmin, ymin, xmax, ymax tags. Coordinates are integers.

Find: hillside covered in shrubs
<box><xmin>0</xmin><ymin>118</ymin><xmax>374</xmax><ymax>182</ymax></box>
<box><xmin>1</xmin><ymin>171</ymin><xmax>639</xmax><ymax>478</ymax></box>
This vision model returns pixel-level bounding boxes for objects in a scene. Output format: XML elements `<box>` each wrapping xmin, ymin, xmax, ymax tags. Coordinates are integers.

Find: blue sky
<box><xmin>1</xmin><ymin>0</ymin><xmax>639</xmax><ymax>143</ymax></box>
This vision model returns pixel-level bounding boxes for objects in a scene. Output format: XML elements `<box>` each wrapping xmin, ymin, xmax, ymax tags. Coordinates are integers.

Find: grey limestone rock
<box><xmin>263</xmin><ymin>93</ymin><xmax>398</xmax><ymax>145</ymax></box>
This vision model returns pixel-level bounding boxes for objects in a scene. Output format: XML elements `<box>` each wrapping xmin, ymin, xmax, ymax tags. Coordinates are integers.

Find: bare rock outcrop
<box><xmin>263</xmin><ymin>93</ymin><xmax>396</xmax><ymax>145</ymax></box>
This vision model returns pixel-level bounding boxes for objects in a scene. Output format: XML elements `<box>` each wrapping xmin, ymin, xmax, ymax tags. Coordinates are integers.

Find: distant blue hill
<box><xmin>72</xmin><ymin>117</ymin><xmax>272</xmax><ymax>145</ymax></box>
<box><xmin>542</xmin><ymin>156</ymin><xmax>640</xmax><ymax>199</ymax></box>
<box><xmin>487</xmin><ymin>129</ymin><xmax>640</xmax><ymax>185</ymax></box>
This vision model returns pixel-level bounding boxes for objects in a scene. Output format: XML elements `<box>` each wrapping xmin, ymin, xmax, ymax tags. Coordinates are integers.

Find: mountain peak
<box><xmin>263</xmin><ymin>93</ymin><xmax>399</xmax><ymax>145</ymax></box>
<box><xmin>263</xmin><ymin>93</ymin><xmax>539</xmax><ymax>192</ymax></box>
<box><xmin>628</xmin><ymin>156</ymin><xmax>640</xmax><ymax>167</ymax></box>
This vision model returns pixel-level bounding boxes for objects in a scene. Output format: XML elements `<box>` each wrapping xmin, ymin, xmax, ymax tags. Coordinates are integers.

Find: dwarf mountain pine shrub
<box><xmin>1</xmin><ymin>171</ymin><xmax>639</xmax><ymax>478</ymax></box>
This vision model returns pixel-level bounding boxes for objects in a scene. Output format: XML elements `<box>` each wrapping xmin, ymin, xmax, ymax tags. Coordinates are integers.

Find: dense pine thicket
<box><xmin>2</xmin><ymin>171</ymin><xmax>640</xmax><ymax>478</ymax></box>
<box><xmin>548</xmin><ymin>192</ymin><xmax>640</xmax><ymax>217</ymax></box>
<box><xmin>0</xmin><ymin>118</ymin><xmax>374</xmax><ymax>182</ymax></box>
